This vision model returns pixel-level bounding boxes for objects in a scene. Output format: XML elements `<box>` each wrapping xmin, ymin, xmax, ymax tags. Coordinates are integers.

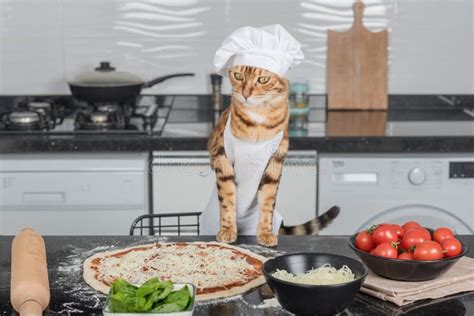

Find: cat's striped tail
<box><xmin>279</xmin><ymin>206</ymin><xmax>340</xmax><ymax>236</ymax></box>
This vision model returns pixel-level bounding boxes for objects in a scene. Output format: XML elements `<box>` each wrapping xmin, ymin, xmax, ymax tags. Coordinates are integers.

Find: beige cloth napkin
<box><xmin>361</xmin><ymin>257</ymin><xmax>474</xmax><ymax>306</ymax></box>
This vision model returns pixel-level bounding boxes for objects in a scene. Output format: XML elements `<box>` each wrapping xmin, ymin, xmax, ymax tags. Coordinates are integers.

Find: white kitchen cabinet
<box><xmin>276</xmin><ymin>151</ymin><xmax>317</xmax><ymax>226</ymax></box>
<box><xmin>0</xmin><ymin>153</ymin><xmax>149</xmax><ymax>235</ymax></box>
<box><xmin>152</xmin><ymin>150</ymin><xmax>317</xmax><ymax>227</ymax></box>
<box><xmin>152</xmin><ymin>152</ymin><xmax>214</xmax><ymax>214</ymax></box>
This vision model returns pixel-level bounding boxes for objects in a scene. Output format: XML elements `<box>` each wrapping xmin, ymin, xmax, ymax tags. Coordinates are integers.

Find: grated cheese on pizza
<box><xmin>83</xmin><ymin>242</ymin><xmax>267</xmax><ymax>300</ymax></box>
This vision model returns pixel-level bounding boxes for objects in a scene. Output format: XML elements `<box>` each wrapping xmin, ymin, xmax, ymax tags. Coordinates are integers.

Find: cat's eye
<box><xmin>257</xmin><ymin>76</ymin><xmax>270</xmax><ymax>84</ymax></box>
<box><xmin>233</xmin><ymin>72</ymin><xmax>244</xmax><ymax>81</ymax></box>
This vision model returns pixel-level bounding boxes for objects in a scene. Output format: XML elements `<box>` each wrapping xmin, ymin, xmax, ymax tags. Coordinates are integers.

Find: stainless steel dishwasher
<box><xmin>151</xmin><ymin>150</ymin><xmax>317</xmax><ymax>228</ymax></box>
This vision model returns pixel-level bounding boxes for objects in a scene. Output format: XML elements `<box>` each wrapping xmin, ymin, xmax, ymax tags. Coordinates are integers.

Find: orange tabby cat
<box><xmin>208</xmin><ymin>65</ymin><xmax>338</xmax><ymax>246</ymax></box>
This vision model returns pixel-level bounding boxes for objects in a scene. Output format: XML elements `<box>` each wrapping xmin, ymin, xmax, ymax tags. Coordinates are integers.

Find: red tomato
<box><xmin>372</xmin><ymin>225</ymin><xmax>398</xmax><ymax>245</ymax></box>
<box><xmin>355</xmin><ymin>231</ymin><xmax>375</xmax><ymax>252</ymax></box>
<box><xmin>413</xmin><ymin>241</ymin><xmax>444</xmax><ymax>260</ymax></box>
<box><xmin>398</xmin><ymin>247</ymin><xmax>408</xmax><ymax>254</ymax></box>
<box><xmin>433</xmin><ymin>227</ymin><xmax>455</xmax><ymax>244</ymax></box>
<box><xmin>407</xmin><ymin>227</ymin><xmax>432</xmax><ymax>241</ymax></box>
<box><xmin>401</xmin><ymin>229</ymin><xmax>428</xmax><ymax>251</ymax></box>
<box><xmin>441</xmin><ymin>238</ymin><xmax>462</xmax><ymax>258</ymax></box>
<box><xmin>398</xmin><ymin>252</ymin><xmax>414</xmax><ymax>260</ymax></box>
<box><xmin>402</xmin><ymin>221</ymin><xmax>421</xmax><ymax>232</ymax></box>
<box><xmin>370</xmin><ymin>249</ymin><xmax>375</xmax><ymax>255</ymax></box>
<box><xmin>390</xmin><ymin>224</ymin><xmax>405</xmax><ymax>239</ymax></box>
<box><xmin>374</xmin><ymin>243</ymin><xmax>398</xmax><ymax>259</ymax></box>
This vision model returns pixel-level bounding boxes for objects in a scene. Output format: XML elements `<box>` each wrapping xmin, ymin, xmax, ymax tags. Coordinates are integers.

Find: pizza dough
<box><xmin>83</xmin><ymin>242</ymin><xmax>267</xmax><ymax>301</ymax></box>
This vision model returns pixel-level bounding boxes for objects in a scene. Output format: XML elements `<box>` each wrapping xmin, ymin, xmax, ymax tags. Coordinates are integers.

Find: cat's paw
<box><xmin>216</xmin><ymin>229</ymin><xmax>237</xmax><ymax>243</ymax></box>
<box><xmin>257</xmin><ymin>233</ymin><xmax>278</xmax><ymax>247</ymax></box>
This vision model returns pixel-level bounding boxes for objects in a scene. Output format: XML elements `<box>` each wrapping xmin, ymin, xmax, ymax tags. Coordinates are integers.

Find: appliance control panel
<box><xmin>450</xmin><ymin>162</ymin><xmax>474</xmax><ymax>179</ymax></box>
<box><xmin>391</xmin><ymin>160</ymin><xmax>443</xmax><ymax>189</ymax></box>
<box><xmin>408</xmin><ymin>167</ymin><xmax>427</xmax><ymax>185</ymax></box>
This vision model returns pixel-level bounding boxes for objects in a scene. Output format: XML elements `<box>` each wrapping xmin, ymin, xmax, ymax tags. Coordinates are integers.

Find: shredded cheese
<box><xmin>95</xmin><ymin>243</ymin><xmax>260</xmax><ymax>290</ymax></box>
<box><xmin>272</xmin><ymin>264</ymin><xmax>355</xmax><ymax>285</ymax></box>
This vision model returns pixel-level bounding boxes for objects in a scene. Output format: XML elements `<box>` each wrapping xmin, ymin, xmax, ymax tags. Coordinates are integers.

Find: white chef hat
<box><xmin>214</xmin><ymin>24</ymin><xmax>304</xmax><ymax>77</ymax></box>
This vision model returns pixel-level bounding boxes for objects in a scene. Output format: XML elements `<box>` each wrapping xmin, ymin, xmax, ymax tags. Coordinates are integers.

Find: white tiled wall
<box><xmin>0</xmin><ymin>0</ymin><xmax>473</xmax><ymax>95</ymax></box>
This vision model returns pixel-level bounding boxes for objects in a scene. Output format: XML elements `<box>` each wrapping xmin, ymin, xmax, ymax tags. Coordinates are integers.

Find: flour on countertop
<box><xmin>252</xmin><ymin>298</ymin><xmax>293</xmax><ymax>315</ymax></box>
<box><xmin>236</xmin><ymin>294</ymin><xmax>293</xmax><ymax>315</ymax></box>
<box><xmin>50</xmin><ymin>237</ymin><xmax>170</xmax><ymax>313</ymax></box>
<box><xmin>238</xmin><ymin>244</ymin><xmax>286</xmax><ymax>257</ymax></box>
<box><xmin>50</xmin><ymin>245</ymin><xmax>110</xmax><ymax>313</ymax></box>
<box><xmin>256</xmin><ymin>298</ymin><xmax>282</xmax><ymax>309</ymax></box>
<box><xmin>195</xmin><ymin>294</ymin><xmax>243</xmax><ymax>306</ymax></box>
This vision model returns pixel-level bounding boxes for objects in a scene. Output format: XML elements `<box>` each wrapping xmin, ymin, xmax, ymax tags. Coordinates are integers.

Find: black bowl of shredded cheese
<box><xmin>262</xmin><ymin>253</ymin><xmax>368</xmax><ymax>316</ymax></box>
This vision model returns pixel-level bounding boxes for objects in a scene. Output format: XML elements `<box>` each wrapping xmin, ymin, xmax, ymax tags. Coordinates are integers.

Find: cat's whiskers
<box><xmin>244</xmin><ymin>97</ymin><xmax>264</xmax><ymax>107</ymax></box>
<box><xmin>231</xmin><ymin>91</ymin><xmax>247</xmax><ymax>105</ymax></box>
<box><xmin>232</xmin><ymin>92</ymin><xmax>281</xmax><ymax>107</ymax></box>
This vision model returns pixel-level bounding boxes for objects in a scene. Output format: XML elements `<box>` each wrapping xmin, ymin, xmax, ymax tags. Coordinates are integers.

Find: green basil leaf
<box><xmin>112</xmin><ymin>278</ymin><xmax>138</xmax><ymax>295</ymax></box>
<box><xmin>108</xmin><ymin>278</ymin><xmax>188</xmax><ymax>313</ymax></box>
<box><xmin>150</xmin><ymin>302</ymin><xmax>184</xmax><ymax>313</ymax></box>
<box><xmin>136</xmin><ymin>277</ymin><xmax>161</xmax><ymax>297</ymax></box>
<box><xmin>136</xmin><ymin>278</ymin><xmax>173</xmax><ymax>300</ymax></box>
<box><xmin>109</xmin><ymin>294</ymin><xmax>137</xmax><ymax>312</ymax></box>
<box><xmin>151</xmin><ymin>286</ymin><xmax>190</xmax><ymax>312</ymax></box>
<box><xmin>135</xmin><ymin>278</ymin><xmax>173</xmax><ymax>311</ymax></box>
<box><xmin>147</xmin><ymin>280</ymin><xmax>173</xmax><ymax>302</ymax></box>
<box><xmin>165</xmin><ymin>286</ymin><xmax>191</xmax><ymax>306</ymax></box>
<box><xmin>108</xmin><ymin>279</ymin><xmax>138</xmax><ymax>312</ymax></box>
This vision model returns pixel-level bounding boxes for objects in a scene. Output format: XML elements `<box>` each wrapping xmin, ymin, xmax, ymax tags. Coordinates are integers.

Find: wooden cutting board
<box><xmin>327</xmin><ymin>1</ymin><xmax>388</xmax><ymax>110</ymax></box>
<box><xmin>326</xmin><ymin>110</ymin><xmax>387</xmax><ymax>136</ymax></box>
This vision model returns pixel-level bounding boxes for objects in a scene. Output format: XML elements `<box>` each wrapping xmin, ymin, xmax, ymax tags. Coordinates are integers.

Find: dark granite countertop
<box><xmin>3</xmin><ymin>135</ymin><xmax>474</xmax><ymax>154</ymax></box>
<box><xmin>1</xmin><ymin>235</ymin><xmax>474</xmax><ymax>315</ymax></box>
<box><xmin>0</xmin><ymin>95</ymin><xmax>473</xmax><ymax>153</ymax></box>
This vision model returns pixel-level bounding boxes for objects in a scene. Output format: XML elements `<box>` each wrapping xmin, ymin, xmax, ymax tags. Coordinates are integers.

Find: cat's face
<box><xmin>228</xmin><ymin>66</ymin><xmax>287</xmax><ymax>107</ymax></box>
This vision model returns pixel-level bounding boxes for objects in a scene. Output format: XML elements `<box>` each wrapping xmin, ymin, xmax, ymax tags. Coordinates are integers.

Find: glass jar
<box><xmin>289</xmin><ymin>82</ymin><xmax>310</xmax><ymax>134</ymax></box>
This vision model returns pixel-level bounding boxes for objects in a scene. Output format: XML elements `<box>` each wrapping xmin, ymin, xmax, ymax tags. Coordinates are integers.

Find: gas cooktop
<box><xmin>1</xmin><ymin>95</ymin><xmax>473</xmax><ymax>138</ymax></box>
<box><xmin>0</xmin><ymin>96</ymin><xmax>170</xmax><ymax>135</ymax></box>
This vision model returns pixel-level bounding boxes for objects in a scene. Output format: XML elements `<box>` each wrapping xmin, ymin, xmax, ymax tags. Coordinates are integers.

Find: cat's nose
<box><xmin>242</xmin><ymin>86</ymin><xmax>253</xmax><ymax>100</ymax></box>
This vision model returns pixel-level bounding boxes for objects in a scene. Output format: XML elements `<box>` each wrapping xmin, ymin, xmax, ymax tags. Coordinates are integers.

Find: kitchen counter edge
<box><xmin>0</xmin><ymin>135</ymin><xmax>473</xmax><ymax>153</ymax></box>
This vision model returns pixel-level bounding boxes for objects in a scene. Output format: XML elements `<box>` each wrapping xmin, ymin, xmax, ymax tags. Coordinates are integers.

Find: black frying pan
<box><xmin>68</xmin><ymin>62</ymin><xmax>194</xmax><ymax>104</ymax></box>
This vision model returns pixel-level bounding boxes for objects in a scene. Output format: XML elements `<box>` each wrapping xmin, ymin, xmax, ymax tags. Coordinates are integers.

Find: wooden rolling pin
<box><xmin>10</xmin><ymin>228</ymin><xmax>50</xmax><ymax>316</ymax></box>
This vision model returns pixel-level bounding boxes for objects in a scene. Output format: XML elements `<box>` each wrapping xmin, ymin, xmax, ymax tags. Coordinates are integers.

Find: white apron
<box><xmin>200</xmin><ymin>114</ymin><xmax>284</xmax><ymax>236</ymax></box>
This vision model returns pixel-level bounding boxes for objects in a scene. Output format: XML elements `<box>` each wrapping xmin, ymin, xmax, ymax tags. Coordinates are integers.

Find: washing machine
<box><xmin>318</xmin><ymin>153</ymin><xmax>474</xmax><ymax>235</ymax></box>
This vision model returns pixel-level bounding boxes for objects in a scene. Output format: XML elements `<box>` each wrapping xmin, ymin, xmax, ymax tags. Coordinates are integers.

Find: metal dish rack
<box><xmin>129</xmin><ymin>212</ymin><xmax>202</xmax><ymax>236</ymax></box>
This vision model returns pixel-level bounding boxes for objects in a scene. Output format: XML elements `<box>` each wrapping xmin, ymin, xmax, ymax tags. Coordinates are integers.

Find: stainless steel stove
<box><xmin>74</xmin><ymin>104</ymin><xmax>131</xmax><ymax>131</ymax></box>
<box><xmin>0</xmin><ymin>96</ymin><xmax>169</xmax><ymax>134</ymax></box>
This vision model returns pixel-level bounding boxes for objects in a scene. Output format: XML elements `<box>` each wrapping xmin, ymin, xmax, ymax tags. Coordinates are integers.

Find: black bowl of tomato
<box><xmin>348</xmin><ymin>233</ymin><xmax>469</xmax><ymax>281</ymax></box>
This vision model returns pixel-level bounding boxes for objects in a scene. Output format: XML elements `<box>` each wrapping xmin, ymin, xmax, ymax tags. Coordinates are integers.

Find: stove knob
<box><xmin>408</xmin><ymin>167</ymin><xmax>426</xmax><ymax>185</ymax></box>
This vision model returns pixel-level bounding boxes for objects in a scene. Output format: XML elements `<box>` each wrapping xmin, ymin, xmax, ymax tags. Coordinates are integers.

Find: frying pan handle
<box><xmin>143</xmin><ymin>73</ymin><xmax>195</xmax><ymax>89</ymax></box>
<box><xmin>1</xmin><ymin>112</ymin><xmax>7</xmax><ymax>123</ymax></box>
